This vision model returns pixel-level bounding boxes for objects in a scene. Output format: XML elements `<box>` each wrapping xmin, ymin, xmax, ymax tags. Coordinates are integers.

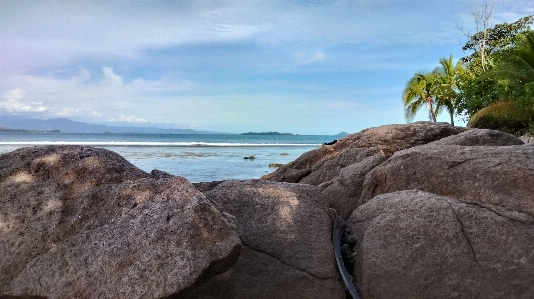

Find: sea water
<box><xmin>0</xmin><ymin>133</ymin><xmax>336</xmax><ymax>182</ymax></box>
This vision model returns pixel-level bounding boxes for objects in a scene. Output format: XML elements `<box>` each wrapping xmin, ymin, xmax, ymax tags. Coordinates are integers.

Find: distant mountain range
<box><xmin>0</xmin><ymin>115</ymin><xmax>225</xmax><ymax>134</ymax></box>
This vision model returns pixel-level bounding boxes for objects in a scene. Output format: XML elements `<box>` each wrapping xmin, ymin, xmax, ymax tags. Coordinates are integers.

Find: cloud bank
<box><xmin>0</xmin><ymin>0</ymin><xmax>530</xmax><ymax>133</ymax></box>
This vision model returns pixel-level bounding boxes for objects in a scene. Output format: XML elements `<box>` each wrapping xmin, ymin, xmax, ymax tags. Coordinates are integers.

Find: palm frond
<box><xmin>467</xmin><ymin>100</ymin><xmax>534</xmax><ymax>127</ymax></box>
<box><xmin>481</xmin><ymin>31</ymin><xmax>534</xmax><ymax>82</ymax></box>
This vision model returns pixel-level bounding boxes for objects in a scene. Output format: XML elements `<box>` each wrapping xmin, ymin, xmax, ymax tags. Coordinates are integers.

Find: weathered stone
<box><xmin>519</xmin><ymin>134</ymin><xmax>533</xmax><ymax>144</ymax></box>
<box><xmin>429</xmin><ymin>128</ymin><xmax>524</xmax><ymax>146</ymax></box>
<box><xmin>359</xmin><ymin>145</ymin><xmax>534</xmax><ymax>216</ymax></box>
<box><xmin>347</xmin><ymin>190</ymin><xmax>534</xmax><ymax>299</ymax></box>
<box><xmin>185</xmin><ymin>180</ymin><xmax>345</xmax><ymax>299</ymax></box>
<box><xmin>318</xmin><ymin>152</ymin><xmax>388</xmax><ymax>219</ymax></box>
<box><xmin>0</xmin><ymin>146</ymin><xmax>241</xmax><ymax>299</ymax></box>
<box><xmin>262</xmin><ymin>122</ymin><xmax>466</xmax><ymax>218</ymax></box>
<box><xmin>263</xmin><ymin>122</ymin><xmax>466</xmax><ymax>184</ymax></box>
<box><xmin>300</xmin><ymin>147</ymin><xmax>382</xmax><ymax>186</ymax></box>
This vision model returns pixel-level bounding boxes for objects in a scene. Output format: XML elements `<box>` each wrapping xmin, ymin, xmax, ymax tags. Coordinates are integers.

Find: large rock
<box><xmin>0</xmin><ymin>146</ymin><xmax>241</xmax><ymax>299</ymax></box>
<box><xmin>262</xmin><ymin>122</ymin><xmax>466</xmax><ymax>184</ymax></box>
<box><xmin>359</xmin><ymin>144</ymin><xmax>534</xmax><ymax>217</ymax></box>
<box><xmin>519</xmin><ymin>134</ymin><xmax>533</xmax><ymax>144</ymax></box>
<box><xmin>429</xmin><ymin>128</ymin><xmax>524</xmax><ymax>146</ymax></box>
<box><xmin>262</xmin><ymin>122</ymin><xmax>467</xmax><ymax>218</ymax></box>
<box><xmin>347</xmin><ymin>190</ymin><xmax>534</xmax><ymax>299</ymax></box>
<box><xmin>318</xmin><ymin>152</ymin><xmax>388</xmax><ymax>218</ymax></box>
<box><xmin>186</xmin><ymin>180</ymin><xmax>345</xmax><ymax>299</ymax></box>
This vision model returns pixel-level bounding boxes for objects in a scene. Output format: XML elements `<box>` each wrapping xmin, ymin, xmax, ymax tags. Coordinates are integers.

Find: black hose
<box><xmin>333</xmin><ymin>215</ymin><xmax>361</xmax><ymax>299</ymax></box>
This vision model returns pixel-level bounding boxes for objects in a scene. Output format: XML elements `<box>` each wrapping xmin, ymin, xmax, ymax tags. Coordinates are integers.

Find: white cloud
<box><xmin>0</xmin><ymin>0</ymin><xmax>530</xmax><ymax>134</ymax></box>
<box><xmin>0</xmin><ymin>67</ymin><xmax>192</xmax><ymax>122</ymax></box>
<box><xmin>57</xmin><ymin>107</ymin><xmax>81</xmax><ymax>116</ymax></box>
<box><xmin>56</xmin><ymin>107</ymin><xmax>104</xmax><ymax>119</ymax></box>
<box><xmin>91</xmin><ymin>111</ymin><xmax>103</xmax><ymax>118</ymax></box>
<box><xmin>1</xmin><ymin>88</ymin><xmax>48</xmax><ymax>113</ymax></box>
<box><xmin>102</xmin><ymin>67</ymin><xmax>123</xmax><ymax>86</ymax></box>
<box><xmin>3</xmin><ymin>88</ymin><xmax>24</xmax><ymax>102</ymax></box>
<box><xmin>114</xmin><ymin>114</ymin><xmax>149</xmax><ymax>123</ymax></box>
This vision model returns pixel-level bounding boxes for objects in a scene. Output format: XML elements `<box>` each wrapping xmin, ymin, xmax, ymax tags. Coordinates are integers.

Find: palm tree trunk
<box><xmin>426</xmin><ymin>95</ymin><xmax>436</xmax><ymax>122</ymax></box>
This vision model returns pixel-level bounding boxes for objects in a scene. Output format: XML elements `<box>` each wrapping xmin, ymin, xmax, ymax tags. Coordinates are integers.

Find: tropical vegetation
<box><xmin>402</xmin><ymin>55</ymin><xmax>463</xmax><ymax>125</ymax></box>
<box><xmin>403</xmin><ymin>13</ymin><xmax>534</xmax><ymax>135</ymax></box>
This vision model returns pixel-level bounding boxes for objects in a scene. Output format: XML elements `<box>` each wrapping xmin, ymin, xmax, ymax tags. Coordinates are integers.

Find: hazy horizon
<box><xmin>1</xmin><ymin>0</ymin><xmax>532</xmax><ymax>134</ymax></box>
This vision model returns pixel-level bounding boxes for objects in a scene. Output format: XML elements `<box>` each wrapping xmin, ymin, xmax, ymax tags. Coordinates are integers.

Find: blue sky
<box><xmin>1</xmin><ymin>0</ymin><xmax>532</xmax><ymax>134</ymax></box>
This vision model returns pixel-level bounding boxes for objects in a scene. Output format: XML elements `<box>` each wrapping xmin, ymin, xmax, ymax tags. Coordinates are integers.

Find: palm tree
<box><xmin>403</xmin><ymin>72</ymin><xmax>441</xmax><ymax>122</ymax></box>
<box><xmin>482</xmin><ymin>31</ymin><xmax>534</xmax><ymax>82</ymax></box>
<box><xmin>434</xmin><ymin>55</ymin><xmax>464</xmax><ymax>126</ymax></box>
<box><xmin>469</xmin><ymin>31</ymin><xmax>534</xmax><ymax>130</ymax></box>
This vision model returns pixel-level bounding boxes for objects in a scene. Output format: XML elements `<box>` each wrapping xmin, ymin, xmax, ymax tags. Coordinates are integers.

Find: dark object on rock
<box><xmin>324</xmin><ymin>140</ymin><xmax>337</xmax><ymax>146</ymax></box>
<box><xmin>333</xmin><ymin>215</ymin><xmax>361</xmax><ymax>299</ymax></box>
<box><xmin>243</xmin><ymin>155</ymin><xmax>255</xmax><ymax>160</ymax></box>
<box><xmin>269</xmin><ymin>163</ymin><xmax>284</xmax><ymax>168</ymax></box>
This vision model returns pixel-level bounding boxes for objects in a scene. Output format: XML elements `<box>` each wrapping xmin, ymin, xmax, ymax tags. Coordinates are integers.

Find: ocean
<box><xmin>0</xmin><ymin>132</ymin><xmax>336</xmax><ymax>182</ymax></box>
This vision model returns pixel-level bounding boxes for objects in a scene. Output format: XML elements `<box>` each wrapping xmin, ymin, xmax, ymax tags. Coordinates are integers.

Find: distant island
<box><xmin>335</xmin><ymin>132</ymin><xmax>349</xmax><ymax>137</ymax></box>
<box><xmin>241</xmin><ymin>132</ymin><xmax>296</xmax><ymax>136</ymax></box>
<box><xmin>0</xmin><ymin>115</ymin><xmax>227</xmax><ymax>134</ymax></box>
<box><xmin>0</xmin><ymin>127</ymin><xmax>60</xmax><ymax>133</ymax></box>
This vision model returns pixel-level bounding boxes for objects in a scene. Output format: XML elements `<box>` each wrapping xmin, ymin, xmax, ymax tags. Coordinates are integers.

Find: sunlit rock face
<box><xmin>262</xmin><ymin>122</ymin><xmax>468</xmax><ymax>218</ymax></box>
<box><xmin>187</xmin><ymin>180</ymin><xmax>345</xmax><ymax>299</ymax></box>
<box><xmin>345</xmin><ymin>128</ymin><xmax>534</xmax><ymax>299</ymax></box>
<box><xmin>347</xmin><ymin>190</ymin><xmax>534</xmax><ymax>299</ymax></box>
<box><xmin>359</xmin><ymin>138</ymin><xmax>534</xmax><ymax>216</ymax></box>
<box><xmin>0</xmin><ymin>145</ymin><xmax>241</xmax><ymax>299</ymax></box>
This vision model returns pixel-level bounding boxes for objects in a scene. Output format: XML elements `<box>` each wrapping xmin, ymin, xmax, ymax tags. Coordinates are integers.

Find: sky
<box><xmin>1</xmin><ymin>0</ymin><xmax>533</xmax><ymax>135</ymax></box>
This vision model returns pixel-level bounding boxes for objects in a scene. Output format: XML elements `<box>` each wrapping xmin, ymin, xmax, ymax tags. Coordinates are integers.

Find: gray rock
<box><xmin>300</xmin><ymin>147</ymin><xmax>382</xmax><ymax>186</ymax></box>
<box><xmin>347</xmin><ymin>190</ymin><xmax>534</xmax><ymax>299</ymax></box>
<box><xmin>429</xmin><ymin>128</ymin><xmax>524</xmax><ymax>146</ymax></box>
<box><xmin>262</xmin><ymin>122</ymin><xmax>466</xmax><ymax>218</ymax></box>
<box><xmin>360</xmin><ymin>144</ymin><xmax>534</xmax><ymax>217</ymax></box>
<box><xmin>184</xmin><ymin>179</ymin><xmax>345</xmax><ymax>299</ymax></box>
<box><xmin>263</xmin><ymin>122</ymin><xmax>466</xmax><ymax>184</ymax></box>
<box><xmin>318</xmin><ymin>152</ymin><xmax>388</xmax><ymax>218</ymax></box>
<box><xmin>519</xmin><ymin>134</ymin><xmax>533</xmax><ymax>144</ymax></box>
<box><xmin>0</xmin><ymin>146</ymin><xmax>241</xmax><ymax>299</ymax></box>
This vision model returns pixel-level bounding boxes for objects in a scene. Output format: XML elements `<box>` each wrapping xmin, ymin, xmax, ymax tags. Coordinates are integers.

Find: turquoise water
<box><xmin>0</xmin><ymin>133</ymin><xmax>335</xmax><ymax>182</ymax></box>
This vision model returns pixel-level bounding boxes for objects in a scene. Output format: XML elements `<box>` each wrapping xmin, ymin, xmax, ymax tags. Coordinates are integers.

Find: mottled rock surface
<box><xmin>263</xmin><ymin>122</ymin><xmax>467</xmax><ymax>218</ymax></box>
<box><xmin>318</xmin><ymin>152</ymin><xmax>388</xmax><ymax>218</ymax></box>
<box><xmin>360</xmin><ymin>144</ymin><xmax>534</xmax><ymax>216</ymax></box>
<box><xmin>347</xmin><ymin>190</ymin><xmax>534</xmax><ymax>299</ymax></box>
<box><xmin>186</xmin><ymin>180</ymin><xmax>345</xmax><ymax>299</ymax></box>
<box><xmin>0</xmin><ymin>146</ymin><xmax>241</xmax><ymax>299</ymax></box>
<box><xmin>429</xmin><ymin>128</ymin><xmax>524</xmax><ymax>146</ymax></box>
<box><xmin>519</xmin><ymin>134</ymin><xmax>533</xmax><ymax>144</ymax></box>
<box><xmin>263</xmin><ymin>122</ymin><xmax>466</xmax><ymax>183</ymax></box>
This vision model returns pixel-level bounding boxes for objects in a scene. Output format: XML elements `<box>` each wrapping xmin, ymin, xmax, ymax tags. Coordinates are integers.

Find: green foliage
<box><xmin>463</xmin><ymin>31</ymin><xmax>534</xmax><ymax>133</ymax></box>
<box><xmin>455</xmin><ymin>16</ymin><xmax>534</xmax><ymax>133</ymax></box>
<box><xmin>402</xmin><ymin>72</ymin><xmax>440</xmax><ymax>122</ymax></box>
<box><xmin>461</xmin><ymin>15</ymin><xmax>533</xmax><ymax>66</ymax></box>
<box><xmin>483</xmin><ymin>31</ymin><xmax>534</xmax><ymax>82</ymax></box>
<box><xmin>403</xmin><ymin>14</ymin><xmax>534</xmax><ymax>132</ymax></box>
<box><xmin>403</xmin><ymin>55</ymin><xmax>463</xmax><ymax>125</ymax></box>
<box><xmin>455</xmin><ymin>76</ymin><xmax>522</xmax><ymax>122</ymax></box>
<box><xmin>467</xmin><ymin>100</ymin><xmax>533</xmax><ymax>131</ymax></box>
<box><xmin>434</xmin><ymin>55</ymin><xmax>464</xmax><ymax>125</ymax></box>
